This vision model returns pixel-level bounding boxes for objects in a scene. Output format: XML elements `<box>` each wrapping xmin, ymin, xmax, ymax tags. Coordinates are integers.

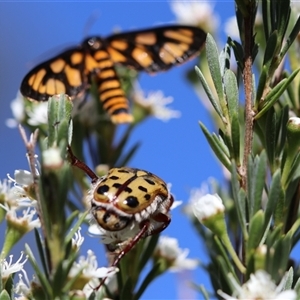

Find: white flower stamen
<box><xmin>72</xmin><ymin>227</ymin><xmax>85</xmax><ymax>248</ymax></box>
<box><xmin>0</xmin><ymin>252</ymin><xmax>28</xmax><ymax>278</ymax></box>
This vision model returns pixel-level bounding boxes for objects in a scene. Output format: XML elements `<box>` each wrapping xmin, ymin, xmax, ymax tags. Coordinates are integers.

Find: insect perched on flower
<box><xmin>68</xmin><ymin>148</ymin><xmax>174</xmax><ymax>288</ymax></box>
<box><xmin>20</xmin><ymin>25</ymin><xmax>207</xmax><ymax>124</ymax></box>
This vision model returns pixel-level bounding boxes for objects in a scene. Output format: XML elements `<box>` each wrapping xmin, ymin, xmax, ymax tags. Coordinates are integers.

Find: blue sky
<box><xmin>0</xmin><ymin>2</ymin><xmax>234</xmax><ymax>299</ymax></box>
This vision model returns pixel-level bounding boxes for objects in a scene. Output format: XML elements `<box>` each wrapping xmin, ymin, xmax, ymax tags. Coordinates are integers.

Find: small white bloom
<box><xmin>184</xmin><ymin>182</ymin><xmax>212</xmax><ymax>217</ymax></box>
<box><xmin>155</xmin><ymin>236</ymin><xmax>198</xmax><ymax>272</ymax></box>
<box><xmin>0</xmin><ymin>179</ymin><xmax>35</xmax><ymax>211</ymax></box>
<box><xmin>218</xmin><ymin>270</ymin><xmax>297</xmax><ymax>300</ymax></box>
<box><xmin>0</xmin><ymin>179</ymin><xmax>15</xmax><ymax>202</ymax></box>
<box><xmin>69</xmin><ymin>249</ymin><xmax>118</xmax><ymax>294</ymax></box>
<box><xmin>7</xmin><ymin>92</ymin><xmax>49</xmax><ymax>128</ymax></box>
<box><xmin>13</xmin><ymin>170</ymin><xmax>34</xmax><ymax>186</ymax></box>
<box><xmin>26</xmin><ymin>101</ymin><xmax>48</xmax><ymax>126</ymax></box>
<box><xmin>193</xmin><ymin>193</ymin><xmax>225</xmax><ymax>222</ymax></box>
<box><xmin>0</xmin><ymin>179</ymin><xmax>12</xmax><ymax>196</ymax></box>
<box><xmin>6</xmin><ymin>207</ymin><xmax>41</xmax><ymax>231</ymax></box>
<box><xmin>133</xmin><ymin>89</ymin><xmax>181</xmax><ymax>122</ymax></box>
<box><xmin>289</xmin><ymin>116</ymin><xmax>300</xmax><ymax>126</ymax></box>
<box><xmin>257</xmin><ymin>244</ymin><xmax>267</xmax><ymax>255</ymax></box>
<box><xmin>0</xmin><ymin>252</ymin><xmax>28</xmax><ymax>279</ymax></box>
<box><xmin>6</xmin><ymin>92</ymin><xmax>26</xmax><ymax>128</ymax></box>
<box><xmin>70</xmin><ymin>249</ymin><xmax>118</xmax><ymax>279</ymax></box>
<box><xmin>42</xmin><ymin>147</ymin><xmax>63</xmax><ymax>168</ymax></box>
<box><xmin>224</xmin><ymin>16</ymin><xmax>240</xmax><ymax>40</ymax></box>
<box><xmin>170</xmin><ymin>1</ymin><xmax>219</xmax><ymax>32</ymax></box>
<box><xmin>7</xmin><ymin>170</ymin><xmax>37</xmax><ymax>205</ymax></box>
<box><xmin>14</xmin><ymin>269</ymin><xmax>31</xmax><ymax>297</ymax></box>
<box><xmin>72</xmin><ymin>227</ymin><xmax>85</xmax><ymax>248</ymax></box>
<box><xmin>95</xmin><ymin>164</ymin><xmax>110</xmax><ymax>177</ymax></box>
<box><xmin>7</xmin><ymin>153</ymin><xmax>40</xmax><ymax>205</ymax></box>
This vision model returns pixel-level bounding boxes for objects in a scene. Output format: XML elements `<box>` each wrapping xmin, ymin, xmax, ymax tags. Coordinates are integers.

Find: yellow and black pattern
<box><xmin>20</xmin><ymin>25</ymin><xmax>207</xmax><ymax>124</ymax></box>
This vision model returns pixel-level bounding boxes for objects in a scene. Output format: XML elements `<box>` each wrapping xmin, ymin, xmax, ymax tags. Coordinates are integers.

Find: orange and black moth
<box><xmin>20</xmin><ymin>25</ymin><xmax>207</xmax><ymax>124</ymax></box>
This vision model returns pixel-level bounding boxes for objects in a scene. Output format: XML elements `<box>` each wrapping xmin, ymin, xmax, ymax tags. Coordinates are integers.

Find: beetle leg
<box><xmin>150</xmin><ymin>213</ymin><xmax>171</xmax><ymax>235</ymax></box>
<box><xmin>94</xmin><ymin>220</ymin><xmax>150</xmax><ymax>290</ymax></box>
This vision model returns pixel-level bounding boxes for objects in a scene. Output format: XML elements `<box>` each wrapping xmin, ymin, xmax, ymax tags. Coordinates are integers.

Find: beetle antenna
<box><xmin>67</xmin><ymin>145</ymin><xmax>99</xmax><ymax>183</ymax></box>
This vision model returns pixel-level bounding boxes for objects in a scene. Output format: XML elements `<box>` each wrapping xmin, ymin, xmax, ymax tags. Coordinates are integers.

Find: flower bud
<box><xmin>42</xmin><ymin>147</ymin><xmax>63</xmax><ymax>169</ymax></box>
<box><xmin>193</xmin><ymin>193</ymin><xmax>226</xmax><ymax>236</ymax></box>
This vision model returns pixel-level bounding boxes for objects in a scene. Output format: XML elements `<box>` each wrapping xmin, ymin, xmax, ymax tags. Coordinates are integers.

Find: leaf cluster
<box><xmin>193</xmin><ymin>0</ymin><xmax>300</xmax><ymax>297</ymax></box>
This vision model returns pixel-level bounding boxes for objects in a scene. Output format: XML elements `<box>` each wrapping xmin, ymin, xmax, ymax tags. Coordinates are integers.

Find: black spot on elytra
<box><xmin>138</xmin><ymin>185</ymin><xmax>148</xmax><ymax>192</ymax></box>
<box><xmin>125</xmin><ymin>196</ymin><xmax>139</xmax><ymax>208</ymax></box>
<box><xmin>125</xmin><ymin>186</ymin><xmax>132</xmax><ymax>193</ymax></box>
<box><xmin>113</xmin><ymin>183</ymin><xmax>122</xmax><ymax>189</ymax></box>
<box><xmin>97</xmin><ymin>184</ymin><xmax>109</xmax><ymax>195</ymax></box>
<box><xmin>144</xmin><ymin>178</ymin><xmax>155</xmax><ymax>185</ymax></box>
<box><xmin>144</xmin><ymin>194</ymin><xmax>151</xmax><ymax>201</ymax></box>
<box><xmin>118</xmin><ymin>169</ymin><xmax>131</xmax><ymax>173</ymax></box>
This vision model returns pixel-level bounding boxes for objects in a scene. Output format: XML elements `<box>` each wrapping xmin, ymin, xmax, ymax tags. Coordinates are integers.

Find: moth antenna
<box><xmin>82</xmin><ymin>10</ymin><xmax>101</xmax><ymax>38</ymax></box>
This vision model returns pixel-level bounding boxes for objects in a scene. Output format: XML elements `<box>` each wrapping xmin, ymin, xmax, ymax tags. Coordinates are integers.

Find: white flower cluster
<box><xmin>69</xmin><ymin>249</ymin><xmax>119</xmax><ymax>297</ymax></box>
<box><xmin>8</xmin><ymin>87</ymin><xmax>182</xmax><ymax>128</ymax></box>
<box><xmin>218</xmin><ymin>270</ymin><xmax>296</xmax><ymax>300</ymax></box>
<box><xmin>1</xmin><ymin>154</ymin><xmax>41</xmax><ymax>232</ymax></box>
<box><xmin>155</xmin><ymin>236</ymin><xmax>198</xmax><ymax>272</ymax></box>
<box><xmin>1</xmin><ymin>252</ymin><xmax>28</xmax><ymax>280</ymax></box>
